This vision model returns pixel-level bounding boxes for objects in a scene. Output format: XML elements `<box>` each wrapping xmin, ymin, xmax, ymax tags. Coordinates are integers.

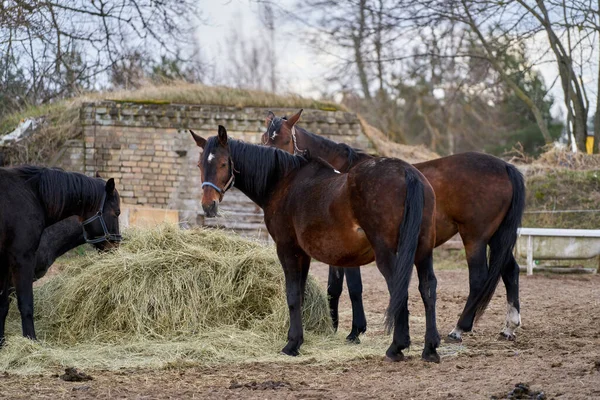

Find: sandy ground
<box><xmin>1</xmin><ymin>263</ymin><xmax>599</xmax><ymax>399</ymax></box>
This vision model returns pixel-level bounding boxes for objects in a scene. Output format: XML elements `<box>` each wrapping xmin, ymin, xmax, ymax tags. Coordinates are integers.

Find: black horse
<box><xmin>0</xmin><ymin>166</ymin><xmax>122</xmax><ymax>345</ymax></box>
<box><xmin>34</xmin><ymin>216</ymin><xmax>111</xmax><ymax>281</ymax></box>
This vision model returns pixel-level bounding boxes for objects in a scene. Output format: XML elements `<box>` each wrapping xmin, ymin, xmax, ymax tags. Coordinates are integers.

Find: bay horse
<box><xmin>262</xmin><ymin>110</ymin><xmax>526</xmax><ymax>343</ymax></box>
<box><xmin>191</xmin><ymin>126</ymin><xmax>440</xmax><ymax>362</ymax></box>
<box><xmin>0</xmin><ymin>166</ymin><xmax>122</xmax><ymax>346</ymax></box>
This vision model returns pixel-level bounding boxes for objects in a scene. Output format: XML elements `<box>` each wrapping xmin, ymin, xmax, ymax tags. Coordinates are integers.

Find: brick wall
<box><xmin>56</xmin><ymin>101</ymin><xmax>374</xmax><ymax>236</ymax></box>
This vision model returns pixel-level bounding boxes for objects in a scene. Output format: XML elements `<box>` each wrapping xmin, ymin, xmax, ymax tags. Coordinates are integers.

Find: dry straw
<box><xmin>1</xmin><ymin>225</ymin><xmax>345</xmax><ymax>374</ymax></box>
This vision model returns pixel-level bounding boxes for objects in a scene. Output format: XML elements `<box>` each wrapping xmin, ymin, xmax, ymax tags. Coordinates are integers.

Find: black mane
<box><xmin>204</xmin><ymin>137</ymin><xmax>307</xmax><ymax>203</ymax></box>
<box><xmin>13</xmin><ymin>166</ymin><xmax>104</xmax><ymax>220</ymax></box>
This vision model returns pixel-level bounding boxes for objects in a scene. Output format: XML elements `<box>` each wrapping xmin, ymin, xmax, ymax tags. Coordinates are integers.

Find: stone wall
<box><xmin>54</xmin><ymin>101</ymin><xmax>374</xmax><ymax>237</ymax></box>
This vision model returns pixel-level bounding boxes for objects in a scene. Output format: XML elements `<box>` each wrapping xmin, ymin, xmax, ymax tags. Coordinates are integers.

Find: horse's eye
<box><xmin>116</xmin><ymin>210</ymin><xmax>121</xmax><ymax>217</ymax></box>
<box><xmin>221</xmin><ymin>163</ymin><xmax>227</xmax><ymax>167</ymax></box>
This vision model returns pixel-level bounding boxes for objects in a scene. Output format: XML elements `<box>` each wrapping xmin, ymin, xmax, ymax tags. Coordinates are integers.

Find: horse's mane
<box><xmin>293</xmin><ymin>126</ymin><xmax>367</xmax><ymax>169</ymax></box>
<box><xmin>204</xmin><ymin>137</ymin><xmax>307</xmax><ymax>200</ymax></box>
<box><xmin>13</xmin><ymin>166</ymin><xmax>104</xmax><ymax>220</ymax></box>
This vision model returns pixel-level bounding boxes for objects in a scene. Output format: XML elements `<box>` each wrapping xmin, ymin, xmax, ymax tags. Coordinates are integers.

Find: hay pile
<box><xmin>30</xmin><ymin>225</ymin><xmax>330</xmax><ymax>342</ymax></box>
<box><xmin>534</xmin><ymin>146</ymin><xmax>600</xmax><ymax>170</ymax></box>
<box><xmin>1</xmin><ymin>226</ymin><xmax>338</xmax><ymax>373</ymax></box>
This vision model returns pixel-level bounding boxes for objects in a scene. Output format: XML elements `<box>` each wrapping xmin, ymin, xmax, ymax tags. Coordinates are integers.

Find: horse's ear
<box><xmin>190</xmin><ymin>130</ymin><xmax>207</xmax><ymax>149</ymax></box>
<box><xmin>95</xmin><ymin>171</ymin><xmax>103</xmax><ymax>178</ymax></box>
<box><xmin>105</xmin><ymin>178</ymin><xmax>115</xmax><ymax>195</ymax></box>
<box><xmin>287</xmin><ymin>109</ymin><xmax>303</xmax><ymax>127</ymax></box>
<box><xmin>218</xmin><ymin>125</ymin><xmax>228</xmax><ymax>146</ymax></box>
<box><xmin>265</xmin><ymin>110</ymin><xmax>275</xmax><ymax>127</ymax></box>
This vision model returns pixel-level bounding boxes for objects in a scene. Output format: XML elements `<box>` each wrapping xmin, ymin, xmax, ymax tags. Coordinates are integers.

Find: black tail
<box><xmin>385</xmin><ymin>168</ymin><xmax>424</xmax><ymax>333</ymax></box>
<box><xmin>468</xmin><ymin>163</ymin><xmax>526</xmax><ymax>322</ymax></box>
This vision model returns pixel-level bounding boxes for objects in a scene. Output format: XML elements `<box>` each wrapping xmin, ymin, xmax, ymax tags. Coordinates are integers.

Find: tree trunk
<box><xmin>352</xmin><ymin>0</ymin><xmax>371</xmax><ymax>100</ymax></box>
<box><xmin>462</xmin><ymin>0</ymin><xmax>553</xmax><ymax>144</ymax></box>
<box><xmin>595</xmin><ymin>2</ymin><xmax>600</xmax><ymax>153</ymax></box>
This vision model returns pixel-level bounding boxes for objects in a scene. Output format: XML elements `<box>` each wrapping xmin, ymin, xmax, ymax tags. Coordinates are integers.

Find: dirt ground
<box><xmin>1</xmin><ymin>263</ymin><xmax>599</xmax><ymax>399</ymax></box>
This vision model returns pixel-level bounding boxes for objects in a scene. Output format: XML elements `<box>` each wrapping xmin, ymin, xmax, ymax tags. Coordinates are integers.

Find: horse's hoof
<box><xmin>280</xmin><ymin>345</ymin><xmax>300</xmax><ymax>357</ymax></box>
<box><xmin>346</xmin><ymin>335</ymin><xmax>361</xmax><ymax>344</ymax></box>
<box><xmin>445</xmin><ymin>333</ymin><xmax>463</xmax><ymax>344</ymax></box>
<box><xmin>280</xmin><ymin>349</ymin><xmax>299</xmax><ymax>357</ymax></box>
<box><xmin>422</xmin><ymin>350</ymin><xmax>441</xmax><ymax>363</ymax></box>
<box><xmin>384</xmin><ymin>353</ymin><xmax>405</xmax><ymax>362</ymax></box>
<box><xmin>499</xmin><ymin>331</ymin><xmax>516</xmax><ymax>341</ymax></box>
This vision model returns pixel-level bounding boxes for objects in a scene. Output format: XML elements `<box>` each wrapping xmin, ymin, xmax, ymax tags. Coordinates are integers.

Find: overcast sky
<box><xmin>195</xmin><ymin>1</ymin><xmax>597</xmax><ymax>121</ymax></box>
<box><xmin>196</xmin><ymin>0</ymin><xmax>332</xmax><ymax>98</ymax></box>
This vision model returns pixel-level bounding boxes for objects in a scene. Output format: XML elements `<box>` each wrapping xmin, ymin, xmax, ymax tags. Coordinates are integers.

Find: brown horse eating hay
<box><xmin>191</xmin><ymin>125</ymin><xmax>441</xmax><ymax>362</ymax></box>
<box><xmin>262</xmin><ymin>110</ymin><xmax>526</xmax><ymax>343</ymax></box>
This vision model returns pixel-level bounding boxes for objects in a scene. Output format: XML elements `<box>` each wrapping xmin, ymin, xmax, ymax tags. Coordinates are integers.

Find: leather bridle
<box><xmin>82</xmin><ymin>192</ymin><xmax>123</xmax><ymax>244</ymax></box>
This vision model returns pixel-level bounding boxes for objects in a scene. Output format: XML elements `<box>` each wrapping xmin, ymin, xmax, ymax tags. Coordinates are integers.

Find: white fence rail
<box><xmin>516</xmin><ymin>228</ymin><xmax>600</xmax><ymax>275</ymax></box>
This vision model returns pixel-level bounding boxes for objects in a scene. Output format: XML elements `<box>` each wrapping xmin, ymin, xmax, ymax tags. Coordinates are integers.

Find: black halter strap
<box><xmin>81</xmin><ymin>192</ymin><xmax>122</xmax><ymax>244</ymax></box>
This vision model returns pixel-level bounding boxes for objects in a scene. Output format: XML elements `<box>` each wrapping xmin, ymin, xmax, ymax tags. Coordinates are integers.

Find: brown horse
<box><xmin>262</xmin><ymin>110</ymin><xmax>526</xmax><ymax>343</ymax></box>
<box><xmin>191</xmin><ymin>125</ymin><xmax>440</xmax><ymax>362</ymax></box>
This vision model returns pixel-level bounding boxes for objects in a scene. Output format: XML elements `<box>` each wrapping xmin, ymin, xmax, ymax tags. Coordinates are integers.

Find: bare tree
<box><xmin>259</xmin><ymin>3</ymin><xmax>277</xmax><ymax>92</ymax></box>
<box><xmin>0</xmin><ymin>0</ymin><xmax>201</xmax><ymax>116</ymax></box>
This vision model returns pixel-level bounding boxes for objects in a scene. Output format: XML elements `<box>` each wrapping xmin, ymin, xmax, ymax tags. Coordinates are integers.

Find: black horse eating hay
<box><xmin>0</xmin><ymin>166</ymin><xmax>122</xmax><ymax>346</ymax></box>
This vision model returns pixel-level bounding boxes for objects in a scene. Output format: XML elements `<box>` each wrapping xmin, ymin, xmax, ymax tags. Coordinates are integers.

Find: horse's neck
<box><xmin>35</xmin><ymin>217</ymin><xmax>85</xmax><ymax>277</ymax></box>
<box><xmin>297</xmin><ymin>128</ymin><xmax>366</xmax><ymax>171</ymax></box>
<box><xmin>45</xmin><ymin>181</ymin><xmax>102</xmax><ymax>224</ymax></box>
<box><xmin>230</xmin><ymin>142</ymin><xmax>298</xmax><ymax>209</ymax></box>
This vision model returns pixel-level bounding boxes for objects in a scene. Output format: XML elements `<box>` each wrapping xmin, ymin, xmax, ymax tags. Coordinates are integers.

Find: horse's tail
<box><xmin>385</xmin><ymin>167</ymin><xmax>424</xmax><ymax>333</ymax></box>
<box><xmin>470</xmin><ymin>163</ymin><xmax>526</xmax><ymax>322</ymax></box>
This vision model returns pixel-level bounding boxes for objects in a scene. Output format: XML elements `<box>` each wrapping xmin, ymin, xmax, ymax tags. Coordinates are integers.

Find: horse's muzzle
<box><xmin>203</xmin><ymin>201</ymin><xmax>219</xmax><ymax>218</ymax></box>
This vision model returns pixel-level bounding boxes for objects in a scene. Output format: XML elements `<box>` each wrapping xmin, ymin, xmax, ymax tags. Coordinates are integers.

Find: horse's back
<box><xmin>0</xmin><ymin>168</ymin><xmax>46</xmax><ymax>253</ymax></box>
<box><xmin>415</xmin><ymin>152</ymin><xmax>514</xmax><ymax>242</ymax></box>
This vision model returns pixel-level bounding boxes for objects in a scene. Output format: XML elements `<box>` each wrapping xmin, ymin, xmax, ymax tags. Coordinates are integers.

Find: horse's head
<box><xmin>82</xmin><ymin>177</ymin><xmax>122</xmax><ymax>250</ymax></box>
<box><xmin>261</xmin><ymin>109</ymin><xmax>303</xmax><ymax>154</ymax></box>
<box><xmin>190</xmin><ymin>125</ymin><xmax>235</xmax><ymax>218</ymax></box>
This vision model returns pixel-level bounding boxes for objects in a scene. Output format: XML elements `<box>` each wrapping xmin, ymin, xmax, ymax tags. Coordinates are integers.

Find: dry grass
<box><xmin>0</xmin><ymin>83</ymin><xmax>343</xmax><ymax>165</ymax></box>
<box><xmin>531</xmin><ymin>145</ymin><xmax>600</xmax><ymax>170</ymax></box>
<box><xmin>0</xmin><ymin>226</ymin><xmax>344</xmax><ymax>374</ymax></box>
<box><xmin>357</xmin><ymin>115</ymin><xmax>440</xmax><ymax>163</ymax></box>
<box><xmin>105</xmin><ymin>83</ymin><xmax>344</xmax><ymax>111</ymax></box>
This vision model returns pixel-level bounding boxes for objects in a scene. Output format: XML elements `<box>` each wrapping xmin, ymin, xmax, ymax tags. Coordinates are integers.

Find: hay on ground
<box><xmin>1</xmin><ymin>226</ymin><xmax>340</xmax><ymax>374</ymax></box>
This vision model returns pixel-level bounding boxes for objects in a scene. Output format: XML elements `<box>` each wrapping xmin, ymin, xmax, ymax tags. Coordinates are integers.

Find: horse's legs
<box><xmin>13</xmin><ymin>259</ymin><xmax>36</xmax><ymax>340</ymax></box>
<box><xmin>373</xmin><ymin>249</ymin><xmax>410</xmax><ymax>362</ymax></box>
<box><xmin>415</xmin><ymin>252</ymin><xmax>440</xmax><ymax>362</ymax></box>
<box><xmin>345</xmin><ymin>267</ymin><xmax>367</xmax><ymax>343</ymax></box>
<box><xmin>328</xmin><ymin>266</ymin><xmax>367</xmax><ymax>343</ymax></box>
<box><xmin>448</xmin><ymin>239</ymin><xmax>488</xmax><ymax>342</ymax></box>
<box><xmin>327</xmin><ymin>266</ymin><xmax>344</xmax><ymax>332</ymax></box>
<box><xmin>0</xmin><ymin>268</ymin><xmax>10</xmax><ymax>347</ymax></box>
<box><xmin>277</xmin><ymin>246</ymin><xmax>310</xmax><ymax>356</ymax></box>
<box><xmin>500</xmin><ymin>254</ymin><xmax>521</xmax><ymax>340</ymax></box>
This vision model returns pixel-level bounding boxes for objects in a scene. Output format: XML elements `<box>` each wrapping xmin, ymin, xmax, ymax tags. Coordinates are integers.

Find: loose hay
<box><xmin>2</xmin><ymin>226</ymin><xmax>348</xmax><ymax>374</ymax></box>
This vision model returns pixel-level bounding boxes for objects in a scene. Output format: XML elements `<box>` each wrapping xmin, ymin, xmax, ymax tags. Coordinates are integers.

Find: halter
<box><xmin>201</xmin><ymin>158</ymin><xmax>237</xmax><ymax>202</ymax></box>
<box><xmin>81</xmin><ymin>192</ymin><xmax>123</xmax><ymax>244</ymax></box>
<box><xmin>290</xmin><ymin>125</ymin><xmax>305</xmax><ymax>156</ymax></box>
